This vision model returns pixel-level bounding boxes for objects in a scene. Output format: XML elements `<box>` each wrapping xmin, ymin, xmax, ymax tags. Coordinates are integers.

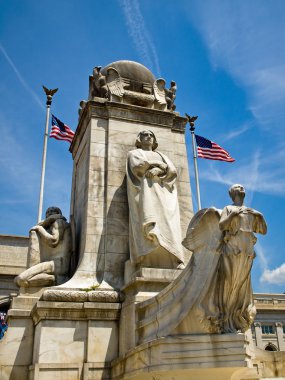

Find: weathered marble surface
<box><xmin>217</xmin><ymin>184</ymin><xmax>267</xmax><ymax>333</ymax></box>
<box><xmin>64</xmin><ymin>100</ymin><xmax>192</xmax><ymax>292</ymax></box>
<box><xmin>127</xmin><ymin>130</ymin><xmax>184</xmax><ymax>270</ymax></box>
<box><xmin>135</xmin><ymin>185</ymin><xmax>267</xmax><ymax>344</ymax></box>
<box><xmin>87</xmin><ymin>61</ymin><xmax>178</xmax><ymax>111</ymax></box>
<box><xmin>15</xmin><ymin>207</ymin><xmax>72</xmax><ymax>288</ymax></box>
<box><xmin>0</xmin><ymin>235</ymin><xmax>28</xmax><ymax>276</ymax></box>
<box><xmin>112</xmin><ymin>334</ymin><xmax>258</xmax><ymax>380</ymax></box>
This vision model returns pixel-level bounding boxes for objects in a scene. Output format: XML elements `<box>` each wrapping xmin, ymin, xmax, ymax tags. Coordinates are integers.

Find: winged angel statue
<box><xmin>183</xmin><ymin>184</ymin><xmax>267</xmax><ymax>333</ymax></box>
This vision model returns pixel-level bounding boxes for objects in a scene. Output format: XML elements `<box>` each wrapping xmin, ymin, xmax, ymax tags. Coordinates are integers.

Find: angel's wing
<box><xmin>153</xmin><ymin>78</ymin><xmax>166</xmax><ymax>105</ymax></box>
<box><xmin>252</xmin><ymin>213</ymin><xmax>267</xmax><ymax>235</ymax></box>
<box><xmin>182</xmin><ymin>207</ymin><xmax>222</xmax><ymax>253</ymax></box>
<box><xmin>106</xmin><ymin>67</ymin><xmax>125</xmax><ymax>97</ymax></box>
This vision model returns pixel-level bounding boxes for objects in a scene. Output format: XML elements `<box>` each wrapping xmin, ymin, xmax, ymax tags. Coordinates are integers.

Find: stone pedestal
<box><xmin>112</xmin><ymin>334</ymin><xmax>260</xmax><ymax>380</ymax></box>
<box><xmin>120</xmin><ymin>266</ymin><xmax>183</xmax><ymax>356</ymax></box>
<box><xmin>27</xmin><ymin>300</ymin><xmax>120</xmax><ymax>380</ymax></box>
<box><xmin>0</xmin><ymin>297</ymin><xmax>36</xmax><ymax>380</ymax></box>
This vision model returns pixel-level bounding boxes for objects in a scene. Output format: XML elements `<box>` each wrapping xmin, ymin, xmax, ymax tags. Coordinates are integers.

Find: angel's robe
<box><xmin>126</xmin><ymin>148</ymin><xmax>184</xmax><ymax>268</ymax></box>
<box><xmin>218</xmin><ymin>205</ymin><xmax>267</xmax><ymax>332</ymax></box>
<box><xmin>179</xmin><ymin>205</ymin><xmax>266</xmax><ymax>334</ymax></box>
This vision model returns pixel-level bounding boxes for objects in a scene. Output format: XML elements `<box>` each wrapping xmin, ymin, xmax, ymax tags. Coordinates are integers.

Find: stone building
<box><xmin>0</xmin><ymin>60</ymin><xmax>284</xmax><ymax>380</ymax></box>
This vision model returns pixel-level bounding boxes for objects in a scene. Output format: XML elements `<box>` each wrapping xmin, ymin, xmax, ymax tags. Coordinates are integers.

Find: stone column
<box><xmin>254</xmin><ymin>322</ymin><xmax>263</xmax><ymax>348</ymax></box>
<box><xmin>275</xmin><ymin>322</ymin><xmax>285</xmax><ymax>350</ymax></box>
<box><xmin>55</xmin><ymin>100</ymin><xmax>193</xmax><ymax>292</ymax></box>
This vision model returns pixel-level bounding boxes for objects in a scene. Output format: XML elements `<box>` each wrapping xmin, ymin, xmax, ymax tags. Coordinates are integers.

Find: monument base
<box><xmin>112</xmin><ymin>334</ymin><xmax>259</xmax><ymax>380</ymax></box>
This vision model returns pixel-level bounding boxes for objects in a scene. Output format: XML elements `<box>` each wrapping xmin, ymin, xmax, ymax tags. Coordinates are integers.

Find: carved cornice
<box><xmin>42</xmin><ymin>289</ymin><xmax>121</xmax><ymax>303</ymax></box>
<box><xmin>71</xmin><ymin>100</ymin><xmax>188</xmax><ymax>157</ymax></box>
<box><xmin>275</xmin><ymin>322</ymin><xmax>283</xmax><ymax>327</ymax></box>
<box><xmin>31</xmin><ymin>300</ymin><xmax>121</xmax><ymax>325</ymax></box>
<box><xmin>42</xmin><ymin>289</ymin><xmax>88</xmax><ymax>302</ymax></box>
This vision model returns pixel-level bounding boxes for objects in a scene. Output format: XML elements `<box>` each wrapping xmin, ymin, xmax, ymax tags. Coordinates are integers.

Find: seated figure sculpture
<box><xmin>126</xmin><ymin>130</ymin><xmax>184</xmax><ymax>269</ymax></box>
<box><xmin>15</xmin><ymin>207</ymin><xmax>72</xmax><ymax>288</ymax></box>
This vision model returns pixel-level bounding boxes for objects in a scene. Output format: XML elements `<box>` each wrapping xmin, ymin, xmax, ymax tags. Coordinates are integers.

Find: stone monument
<box><xmin>1</xmin><ymin>60</ymin><xmax>282</xmax><ymax>380</ymax></box>
<box><xmin>15</xmin><ymin>207</ymin><xmax>72</xmax><ymax>289</ymax></box>
<box><xmin>126</xmin><ymin>129</ymin><xmax>184</xmax><ymax>270</ymax></box>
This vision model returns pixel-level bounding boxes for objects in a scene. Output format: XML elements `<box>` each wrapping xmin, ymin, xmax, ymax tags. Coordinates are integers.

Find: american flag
<box><xmin>50</xmin><ymin>115</ymin><xmax>75</xmax><ymax>144</ymax></box>
<box><xmin>195</xmin><ymin>135</ymin><xmax>235</xmax><ymax>162</ymax></box>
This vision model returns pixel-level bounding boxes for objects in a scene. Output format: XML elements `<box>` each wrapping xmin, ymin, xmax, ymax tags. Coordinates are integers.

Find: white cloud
<box><xmin>198</xmin><ymin>144</ymin><xmax>285</xmax><ymax>199</ymax></box>
<box><xmin>188</xmin><ymin>1</ymin><xmax>285</xmax><ymax>131</ymax></box>
<box><xmin>221</xmin><ymin>122</ymin><xmax>253</xmax><ymax>141</ymax></box>
<box><xmin>119</xmin><ymin>0</ymin><xmax>161</xmax><ymax>76</ymax></box>
<box><xmin>0</xmin><ymin>43</ymin><xmax>44</xmax><ymax>110</ymax></box>
<box><xmin>261</xmin><ymin>263</ymin><xmax>285</xmax><ymax>285</ymax></box>
<box><xmin>255</xmin><ymin>241</ymin><xmax>268</xmax><ymax>271</ymax></box>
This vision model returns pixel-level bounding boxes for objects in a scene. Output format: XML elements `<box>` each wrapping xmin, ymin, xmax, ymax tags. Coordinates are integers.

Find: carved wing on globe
<box><xmin>183</xmin><ymin>207</ymin><xmax>222</xmax><ymax>253</ymax></box>
<box><xmin>106</xmin><ymin>67</ymin><xmax>125</xmax><ymax>97</ymax></box>
<box><xmin>181</xmin><ymin>207</ymin><xmax>224</xmax><ymax>333</ymax></box>
<box><xmin>153</xmin><ymin>78</ymin><xmax>167</xmax><ymax>105</ymax></box>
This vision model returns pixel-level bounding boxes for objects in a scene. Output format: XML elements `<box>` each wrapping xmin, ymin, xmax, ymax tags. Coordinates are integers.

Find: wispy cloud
<box><xmin>255</xmin><ymin>241</ymin><xmax>268</xmax><ymax>271</ymax></box>
<box><xmin>0</xmin><ymin>43</ymin><xmax>44</xmax><ymax>110</ymax></box>
<box><xmin>261</xmin><ymin>263</ymin><xmax>285</xmax><ymax>285</ymax></box>
<box><xmin>119</xmin><ymin>0</ymin><xmax>161</xmax><ymax>76</ymax></box>
<box><xmin>186</xmin><ymin>1</ymin><xmax>285</xmax><ymax>199</ymax></box>
<box><xmin>0</xmin><ymin>111</ymin><xmax>72</xmax><ymax>231</ymax></box>
<box><xmin>187</xmin><ymin>1</ymin><xmax>285</xmax><ymax>132</ymax></box>
<box><xmin>221</xmin><ymin>122</ymin><xmax>253</xmax><ymax>141</ymax></box>
<box><xmin>199</xmin><ymin>148</ymin><xmax>285</xmax><ymax>198</ymax></box>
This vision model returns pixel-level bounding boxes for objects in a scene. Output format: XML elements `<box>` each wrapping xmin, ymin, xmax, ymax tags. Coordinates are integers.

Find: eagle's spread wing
<box><xmin>153</xmin><ymin>78</ymin><xmax>166</xmax><ymax>105</ymax></box>
<box><xmin>106</xmin><ymin>67</ymin><xmax>125</xmax><ymax>97</ymax></box>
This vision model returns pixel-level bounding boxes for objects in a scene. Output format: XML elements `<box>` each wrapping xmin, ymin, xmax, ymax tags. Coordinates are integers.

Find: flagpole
<box><xmin>186</xmin><ymin>114</ymin><xmax>201</xmax><ymax>211</ymax></box>
<box><xmin>37</xmin><ymin>86</ymin><xmax>58</xmax><ymax>223</ymax></box>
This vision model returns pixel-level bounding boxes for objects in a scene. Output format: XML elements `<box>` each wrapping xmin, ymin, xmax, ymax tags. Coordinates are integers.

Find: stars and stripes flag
<box><xmin>195</xmin><ymin>134</ymin><xmax>235</xmax><ymax>162</ymax></box>
<box><xmin>50</xmin><ymin>115</ymin><xmax>75</xmax><ymax>144</ymax></box>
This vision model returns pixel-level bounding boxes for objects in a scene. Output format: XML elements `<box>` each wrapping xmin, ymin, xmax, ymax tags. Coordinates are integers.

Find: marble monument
<box><xmin>0</xmin><ymin>60</ymin><xmax>282</xmax><ymax>380</ymax></box>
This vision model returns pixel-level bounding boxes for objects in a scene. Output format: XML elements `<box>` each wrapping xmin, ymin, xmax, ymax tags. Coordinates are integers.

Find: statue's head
<box><xmin>229</xmin><ymin>184</ymin><xmax>245</xmax><ymax>201</ymax></box>
<box><xmin>135</xmin><ymin>130</ymin><xmax>158</xmax><ymax>151</ymax></box>
<box><xmin>45</xmin><ymin>207</ymin><xmax>62</xmax><ymax>218</ymax></box>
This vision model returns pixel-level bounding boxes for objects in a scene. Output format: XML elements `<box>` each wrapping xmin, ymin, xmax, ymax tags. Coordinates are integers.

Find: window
<box><xmin>261</xmin><ymin>325</ymin><xmax>274</xmax><ymax>334</ymax></box>
<box><xmin>265</xmin><ymin>344</ymin><xmax>277</xmax><ymax>351</ymax></box>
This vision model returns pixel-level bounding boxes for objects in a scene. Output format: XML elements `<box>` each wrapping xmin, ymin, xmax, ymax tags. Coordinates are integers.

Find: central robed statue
<box><xmin>126</xmin><ymin>130</ymin><xmax>184</xmax><ymax>269</ymax></box>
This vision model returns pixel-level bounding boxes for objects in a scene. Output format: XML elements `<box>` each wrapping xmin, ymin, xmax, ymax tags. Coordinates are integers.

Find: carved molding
<box><xmin>275</xmin><ymin>322</ymin><xmax>283</xmax><ymax>327</ymax></box>
<box><xmin>31</xmin><ymin>300</ymin><xmax>121</xmax><ymax>324</ymax></box>
<box><xmin>112</xmin><ymin>334</ymin><xmax>249</xmax><ymax>380</ymax></box>
<box><xmin>71</xmin><ymin>100</ymin><xmax>187</xmax><ymax>157</ymax></box>
<box><xmin>42</xmin><ymin>288</ymin><xmax>121</xmax><ymax>303</ymax></box>
<box><xmin>88</xmin><ymin>290</ymin><xmax>121</xmax><ymax>303</ymax></box>
<box><xmin>42</xmin><ymin>290</ymin><xmax>88</xmax><ymax>302</ymax></box>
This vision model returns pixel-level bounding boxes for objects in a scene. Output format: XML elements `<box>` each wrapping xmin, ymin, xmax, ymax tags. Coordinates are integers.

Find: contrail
<box><xmin>119</xmin><ymin>0</ymin><xmax>161</xmax><ymax>76</ymax></box>
<box><xmin>0</xmin><ymin>43</ymin><xmax>44</xmax><ymax>110</ymax></box>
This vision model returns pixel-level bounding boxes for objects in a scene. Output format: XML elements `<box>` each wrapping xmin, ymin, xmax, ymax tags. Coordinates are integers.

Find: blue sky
<box><xmin>0</xmin><ymin>0</ymin><xmax>284</xmax><ymax>293</ymax></box>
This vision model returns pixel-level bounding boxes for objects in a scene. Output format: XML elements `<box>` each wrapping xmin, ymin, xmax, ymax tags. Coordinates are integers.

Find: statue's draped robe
<box><xmin>19</xmin><ymin>214</ymin><xmax>72</xmax><ymax>287</ymax></box>
<box><xmin>178</xmin><ymin>206</ymin><xmax>266</xmax><ymax>334</ymax></box>
<box><xmin>127</xmin><ymin>148</ymin><xmax>184</xmax><ymax>268</ymax></box>
<box><xmin>217</xmin><ymin>205</ymin><xmax>267</xmax><ymax>332</ymax></box>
